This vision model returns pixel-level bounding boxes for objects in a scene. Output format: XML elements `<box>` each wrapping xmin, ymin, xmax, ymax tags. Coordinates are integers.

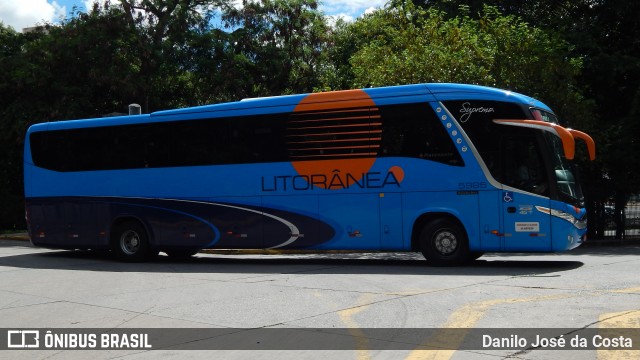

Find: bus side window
<box><xmin>379</xmin><ymin>103</ymin><xmax>463</xmax><ymax>166</ymax></box>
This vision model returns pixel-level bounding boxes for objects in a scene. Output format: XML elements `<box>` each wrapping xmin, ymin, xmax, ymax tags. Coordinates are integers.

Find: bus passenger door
<box><xmin>478</xmin><ymin>190</ymin><xmax>502</xmax><ymax>251</ymax></box>
<box><xmin>500</xmin><ymin>136</ymin><xmax>552</xmax><ymax>251</ymax></box>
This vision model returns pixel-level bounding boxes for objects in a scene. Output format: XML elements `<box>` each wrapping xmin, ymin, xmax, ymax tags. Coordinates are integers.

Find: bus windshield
<box><xmin>533</xmin><ymin>108</ymin><xmax>585</xmax><ymax>204</ymax></box>
<box><xmin>544</xmin><ymin>131</ymin><xmax>584</xmax><ymax>205</ymax></box>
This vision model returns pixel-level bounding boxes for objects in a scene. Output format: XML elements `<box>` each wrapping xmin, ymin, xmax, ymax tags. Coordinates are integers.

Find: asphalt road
<box><xmin>0</xmin><ymin>240</ymin><xmax>639</xmax><ymax>359</ymax></box>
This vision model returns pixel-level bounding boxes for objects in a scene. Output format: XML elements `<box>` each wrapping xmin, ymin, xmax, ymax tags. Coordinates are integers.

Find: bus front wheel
<box><xmin>111</xmin><ymin>221</ymin><xmax>155</xmax><ymax>262</ymax></box>
<box><xmin>419</xmin><ymin>218</ymin><xmax>470</xmax><ymax>266</ymax></box>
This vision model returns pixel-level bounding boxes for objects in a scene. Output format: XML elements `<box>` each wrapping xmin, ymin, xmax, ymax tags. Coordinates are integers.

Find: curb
<box><xmin>0</xmin><ymin>233</ymin><xmax>29</xmax><ymax>241</ymax></box>
<box><xmin>200</xmin><ymin>249</ymin><xmax>375</xmax><ymax>255</ymax></box>
<box><xmin>582</xmin><ymin>238</ymin><xmax>640</xmax><ymax>247</ymax></box>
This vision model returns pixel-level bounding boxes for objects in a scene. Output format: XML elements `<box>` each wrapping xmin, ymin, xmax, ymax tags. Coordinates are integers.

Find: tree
<box><xmin>575</xmin><ymin>0</ymin><xmax>640</xmax><ymax>238</ymax></box>
<box><xmin>222</xmin><ymin>0</ymin><xmax>328</xmax><ymax>97</ymax></box>
<box><xmin>0</xmin><ymin>6</ymin><xmax>143</xmax><ymax>229</ymax></box>
<box><xmin>348</xmin><ymin>5</ymin><xmax>493</xmax><ymax>87</ymax></box>
<box><xmin>118</xmin><ymin>0</ymin><xmax>228</xmax><ymax>110</ymax></box>
<box><xmin>342</xmin><ymin>4</ymin><xmax>589</xmax><ymax>123</ymax></box>
<box><xmin>0</xmin><ymin>25</ymin><xmax>36</xmax><ymax>229</ymax></box>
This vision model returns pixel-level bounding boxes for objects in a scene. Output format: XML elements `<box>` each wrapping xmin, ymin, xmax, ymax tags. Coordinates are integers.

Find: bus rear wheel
<box><xmin>111</xmin><ymin>221</ymin><xmax>155</xmax><ymax>262</ymax></box>
<box><xmin>419</xmin><ymin>218</ymin><xmax>471</xmax><ymax>266</ymax></box>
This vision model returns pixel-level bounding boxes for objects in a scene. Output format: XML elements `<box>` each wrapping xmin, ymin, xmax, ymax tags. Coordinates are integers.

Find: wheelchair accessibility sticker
<box><xmin>503</xmin><ymin>191</ymin><xmax>514</xmax><ymax>203</ymax></box>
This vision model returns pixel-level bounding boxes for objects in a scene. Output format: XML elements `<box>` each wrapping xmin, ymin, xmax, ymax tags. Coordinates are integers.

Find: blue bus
<box><xmin>23</xmin><ymin>83</ymin><xmax>595</xmax><ymax>265</ymax></box>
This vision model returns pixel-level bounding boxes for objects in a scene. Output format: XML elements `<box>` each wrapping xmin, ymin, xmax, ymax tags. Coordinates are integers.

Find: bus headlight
<box><xmin>536</xmin><ymin>206</ymin><xmax>587</xmax><ymax>230</ymax></box>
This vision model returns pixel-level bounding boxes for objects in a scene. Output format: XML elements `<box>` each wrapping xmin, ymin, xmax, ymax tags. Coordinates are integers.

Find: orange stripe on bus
<box><xmin>286</xmin><ymin>130</ymin><xmax>382</xmax><ymax>137</ymax></box>
<box><xmin>291</xmin><ymin>90</ymin><xmax>379</xmax><ymax>188</ymax></box>
<box><xmin>293</xmin><ymin>145</ymin><xmax>379</xmax><ymax>151</ymax></box>
<box><xmin>289</xmin><ymin>115</ymin><xmax>374</xmax><ymax>124</ymax></box>
<box><xmin>287</xmin><ymin>138</ymin><xmax>382</xmax><ymax>144</ymax></box>
<box><xmin>290</xmin><ymin>154</ymin><xmax>378</xmax><ymax>159</ymax></box>
<box><xmin>291</xmin><ymin>122</ymin><xmax>382</xmax><ymax>131</ymax></box>
<box><xmin>290</xmin><ymin>107</ymin><xmax>378</xmax><ymax>117</ymax></box>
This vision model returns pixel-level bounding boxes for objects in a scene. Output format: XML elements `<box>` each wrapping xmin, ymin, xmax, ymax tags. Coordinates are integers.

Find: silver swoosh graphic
<box><xmin>208</xmin><ymin>202</ymin><xmax>301</xmax><ymax>249</ymax></box>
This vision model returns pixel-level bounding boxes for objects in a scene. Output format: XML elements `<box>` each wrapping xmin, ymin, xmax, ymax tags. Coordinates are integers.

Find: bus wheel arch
<box><xmin>110</xmin><ymin>217</ymin><xmax>157</xmax><ymax>262</ymax></box>
<box><xmin>412</xmin><ymin>213</ymin><xmax>471</xmax><ymax>266</ymax></box>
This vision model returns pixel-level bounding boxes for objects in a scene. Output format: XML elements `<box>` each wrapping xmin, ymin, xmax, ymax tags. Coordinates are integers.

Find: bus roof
<box><xmin>427</xmin><ymin>83</ymin><xmax>551</xmax><ymax>111</ymax></box>
<box><xmin>27</xmin><ymin>83</ymin><xmax>552</xmax><ymax>133</ymax></box>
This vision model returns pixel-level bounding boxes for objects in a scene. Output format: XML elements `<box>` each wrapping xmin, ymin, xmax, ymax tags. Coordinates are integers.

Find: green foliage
<box><xmin>118</xmin><ymin>0</ymin><xmax>229</xmax><ymax>110</ymax></box>
<box><xmin>348</xmin><ymin>5</ymin><xmax>490</xmax><ymax>86</ymax></box>
<box><xmin>222</xmin><ymin>0</ymin><xmax>328</xmax><ymax>97</ymax></box>
<box><xmin>343</xmin><ymin>4</ymin><xmax>588</xmax><ymax>122</ymax></box>
<box><xmin>575</xmin><ymin>0</ymin><xmax>640</xmax><ymax>198</ymax></box>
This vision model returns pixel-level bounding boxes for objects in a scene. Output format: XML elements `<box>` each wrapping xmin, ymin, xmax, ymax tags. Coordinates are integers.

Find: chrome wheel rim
<box><xmin>434</xmin><ymin>230</ymin><xmax>457</xmax><ymax>256</ymax></box>
<box><xmin>120</xmin><ymin>230</ymin><xmax>141</xmax><ymax>255</ymax></box>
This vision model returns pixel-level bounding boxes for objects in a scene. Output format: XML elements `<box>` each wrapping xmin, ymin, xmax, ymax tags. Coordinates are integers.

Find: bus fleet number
<box><xmin>458</xmin><ymin>182</ymin><xmax>487</xmax><ymax>190</ymax></box>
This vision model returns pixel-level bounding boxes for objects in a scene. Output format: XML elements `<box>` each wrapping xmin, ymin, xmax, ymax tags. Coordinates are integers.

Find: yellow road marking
<box><xmin>597</xmin><ymin>310</ymin><xmax>640</xmax><ymax>360</ymax></box>
<box><xmin>330</xmin><ymin>285</ymin><xmax>639</xmax><ymax>360</ymax></box>
<box><xmin>338</xmin><ymin>293</ymin><xmax>376</xmax><ymax>360</ymax></box>
<box><xmin>611</xmin><ymin>287</ymin><xmax>640</xmax><ymax>294</ymax></box>
<box><xmin>404</xmin><ymin>294</ymin><xmax>571</xmax><ymax>360</ymax></box>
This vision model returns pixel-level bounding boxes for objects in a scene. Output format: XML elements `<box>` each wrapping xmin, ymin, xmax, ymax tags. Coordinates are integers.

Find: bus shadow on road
<box><xmin>0</xmin><ymin>246</ymin><xmax>584</xmax><ymax>276</ymax></box>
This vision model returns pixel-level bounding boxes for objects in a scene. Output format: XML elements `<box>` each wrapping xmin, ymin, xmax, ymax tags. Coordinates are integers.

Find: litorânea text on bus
<box><xmin>261</xmin><ymin>169</ymin><xmax>401</xmax><ymax>191</ymax></box>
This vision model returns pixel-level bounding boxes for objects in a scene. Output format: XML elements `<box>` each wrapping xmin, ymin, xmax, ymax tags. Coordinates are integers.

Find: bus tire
<box><xmin>111</xmin><ymin>221</ymin><xmax>154</xmax><ymax>262</ymax></box>
<box><xmin>419</xmin><ymin>218</ymin><xmax>470</xmax><ymax>266</ymax></box>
